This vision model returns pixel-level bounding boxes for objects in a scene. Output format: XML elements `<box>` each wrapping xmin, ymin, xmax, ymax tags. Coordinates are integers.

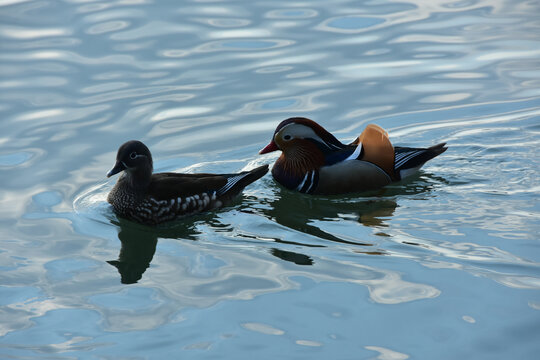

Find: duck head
<box><xmin>260</xmin><ymin>117</ymin><xmax>344</xmax><ymax>154</ymax></box>
<box><xmin>259</xmin><ymin>117</ymin><xmax>345</xmax><ymax>175</ymax></box>
<box><xmin>107</xmin><ymin>140</ymin><xmax>153</xmax><ymax>187</ymax></box>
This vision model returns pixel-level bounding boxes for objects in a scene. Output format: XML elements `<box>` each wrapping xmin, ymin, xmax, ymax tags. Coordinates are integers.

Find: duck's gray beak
<box><xmin>107</xmin><ymin>161</ymin><xmax>126</xmax><ymax>178</ymax></box>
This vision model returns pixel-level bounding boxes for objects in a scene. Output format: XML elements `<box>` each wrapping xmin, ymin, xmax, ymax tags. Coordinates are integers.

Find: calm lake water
<box><xmin>1</xmin><ymin>0</ymin><xmax>540</xmax><ymax>358</ymax></box>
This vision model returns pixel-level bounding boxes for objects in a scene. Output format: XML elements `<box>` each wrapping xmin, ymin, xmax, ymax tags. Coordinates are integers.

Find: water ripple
<box><xmin>2</xmin><ymin>0</ymin><xmax>540</xmax><ymax>357</ymax></box>
<box><xmin>319</xmin><ymin>15</ymin><xmax>385</xmax><ymax>33</ymax></box>
<box><xmin>192</xmin><ymin>38</ymin><xmax>294</xmax><ymax>53</ymax></box>
<box><xmin>85</xmin><ymin>20</ymin><xmax>130</xmax><ymax>35</ymax></box>
<box><xmin>265</xmin><ymin>9</ymin><xmax>318</xmax><ymax>19</ymax></box>
<box><xmin>0</xmin><ymin>25</ymin><xmax>70</xmax><ymax>39</ymax></box>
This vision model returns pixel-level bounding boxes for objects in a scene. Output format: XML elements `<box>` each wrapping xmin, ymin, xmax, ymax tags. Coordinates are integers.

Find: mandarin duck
<box><xmin>259</xmin><ymin>117</ymin><xmax>447</xmax><ymax>195</ymax></box>
<box><xmin>107</xmin><ymin>140</ymin><xmax>268</xmax><ymax>225</ymax></box>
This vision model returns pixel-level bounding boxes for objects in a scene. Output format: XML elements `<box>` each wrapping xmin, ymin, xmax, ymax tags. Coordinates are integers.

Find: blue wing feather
<box><xmin>324</xmin><ymin>147</ymin><xmax>357</xmax><ymax>165</ymax></box>
<box><xmin>306</xmin><ymin>138</ymin><xmax>357</xmax><ymax>166</ymax></box>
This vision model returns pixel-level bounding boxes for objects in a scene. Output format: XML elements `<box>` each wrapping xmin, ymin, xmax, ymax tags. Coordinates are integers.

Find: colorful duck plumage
<box><xmin>260</xmin><ymin>117</ymin><xmax>447</xmax><ymax>195</ymax></box>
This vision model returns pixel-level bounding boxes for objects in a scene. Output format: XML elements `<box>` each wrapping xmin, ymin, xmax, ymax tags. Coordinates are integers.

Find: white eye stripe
<box><xmin>129</xmin><ymin>152</ymin><xmax>145</xmax><ymax>160</ymax></box>
<box><xmin>279</xmin><ymin>123</ymin><xmax>344</xmax><ymax>150</ymax></box>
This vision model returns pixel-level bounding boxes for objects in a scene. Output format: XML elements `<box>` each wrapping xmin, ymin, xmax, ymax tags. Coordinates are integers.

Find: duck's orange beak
<box><xmin>259</xmin><ymin>141</ymin><xmax>279</xmax><ymax>154</ymax></box>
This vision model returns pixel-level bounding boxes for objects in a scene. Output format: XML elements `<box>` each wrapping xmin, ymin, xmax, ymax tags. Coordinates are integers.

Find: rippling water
<box><xmin>1</xmin><ymin>0</ymin><xmax>539</xmax><ymax>358</ymax></box>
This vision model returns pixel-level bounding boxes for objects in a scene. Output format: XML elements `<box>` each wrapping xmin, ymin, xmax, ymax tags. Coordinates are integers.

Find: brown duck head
<box><xmin>260</xmin><ymin>117</ymin><xmax>344</xmax><ymax>176</ymax></box>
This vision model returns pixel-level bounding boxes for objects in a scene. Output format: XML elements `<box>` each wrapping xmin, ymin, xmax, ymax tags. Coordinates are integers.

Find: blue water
<box><xmin>1</xmin><ymin>0</ymin><xmax>540</xmax><ymax>359</ymax></box>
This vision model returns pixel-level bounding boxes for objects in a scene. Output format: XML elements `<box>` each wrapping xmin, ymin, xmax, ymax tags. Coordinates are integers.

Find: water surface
<box><xmin>1</xmin><ymin>0</ymin><xmax>539</xmax><ymax>359</ymax></box>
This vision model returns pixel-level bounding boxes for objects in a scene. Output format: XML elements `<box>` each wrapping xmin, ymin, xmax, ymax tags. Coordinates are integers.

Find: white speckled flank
<box><xmin>108</xmin><ymin>173</ymin><xmax>225</xmax><ymax>224</ymax></box>
<box><xmin>106</xmin><ymin>142</ymin><xmax>268</xmax><ymax>224</ymax></box>
<box><xmin>125</xmin><ymin>192</ymin><xmax>219</xmax><ymax>224</ymax></box>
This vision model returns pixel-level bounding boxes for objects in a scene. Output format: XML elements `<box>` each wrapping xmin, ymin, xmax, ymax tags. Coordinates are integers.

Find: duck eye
<box><xmin>129</xmin><ymin>152</ymin><xmax>137</xmax><ymax>159</ymax></box>
<box><xmin>283</xmin><ymin>134</ymin><xmax>292</xmax><ymax>141</ymax></box>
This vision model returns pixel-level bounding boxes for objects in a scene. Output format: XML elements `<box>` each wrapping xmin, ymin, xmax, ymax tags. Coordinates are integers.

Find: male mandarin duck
<box><xmin>259</xmin><ymin>117</ymin><xmax>447</xmax><ymax>195</ymax></box>
<box><xmin>107</xmin><ymin>140</ymin><xmax>268</xmax><ymax>225</ymax></box>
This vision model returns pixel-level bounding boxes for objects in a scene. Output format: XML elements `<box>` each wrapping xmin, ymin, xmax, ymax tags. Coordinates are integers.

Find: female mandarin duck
<box><xmin>259</xmin><ymin>117</ymin><xmax>447</xmax><ymax>195</ymax></box>
<box><xmin>107</xmin><ymin>140</ymin><xmax>268</xmax><ymax>225</ymax></box>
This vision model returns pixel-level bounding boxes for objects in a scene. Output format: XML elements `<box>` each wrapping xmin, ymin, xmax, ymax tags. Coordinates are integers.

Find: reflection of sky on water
<box><xmin>1</xmin><ymin>232</ymin><xmax>440</xmax><ymax>335</ymax></box>
<box><xmin>321</xmin><ymin>16</ymin><xmax>385</xmax><ymax>32</ymax></box>
<box><xmin>1</xmin><ymin>0</ymin><xmax>539</xmax><ymax>357</ymax></box>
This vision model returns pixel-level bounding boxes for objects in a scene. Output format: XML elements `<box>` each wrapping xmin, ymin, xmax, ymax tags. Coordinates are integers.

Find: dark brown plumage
<box><xmin>107</xmin><ymin>140</ymin><xmax>268</xmax><ymax>225</ymax></box>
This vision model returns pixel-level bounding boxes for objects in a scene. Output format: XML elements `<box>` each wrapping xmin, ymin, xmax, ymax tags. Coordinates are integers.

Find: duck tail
<box><xmin>426</xmin><ymin>142</ymin><xmax>448</xmax><ymax>158</ymax></box>
<box><xmin>394</xmin><ymin>143</ymin><xmax>447</xmax><ymax>179</ymax></box>
<box><xmin>216</xmin><ymin>164</ymin><xmax>269</xmax><ymax>198</ymax></box>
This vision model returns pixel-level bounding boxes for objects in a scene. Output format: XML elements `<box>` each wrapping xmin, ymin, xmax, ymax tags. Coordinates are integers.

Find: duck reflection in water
<box><xmin>260</xmin><ymin>186</ymin><xmax>395</xmax><ymax>249</ymax></box>
<box><xmin>107</xmin><ymin>217</ymin><xmax>200</xmax><ymax>284</ymax></box>
<box><xmin>259</xmin><ymin>172</ymin><xmax>446</xmax><ymax>252</ymax></box>
<box><xmin>107</xmin><ymin>174</ymin><xmax>443</xmax><ymax>283</ymax></box>
<box><xmin>107</xmin><ymin>201</ymin><xmax>320</xmax><ymax>283</ymax></box>
<box><xmin>271</xmin><ymin>248</ymin><xmax>314</xmax><ymax>265</ymax></box>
